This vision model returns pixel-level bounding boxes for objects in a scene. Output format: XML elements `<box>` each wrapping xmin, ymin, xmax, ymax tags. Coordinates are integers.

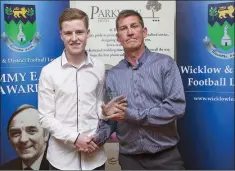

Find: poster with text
<box><xmin>177</xmin><ymin>1</ymin><xmax>234</xmax><ymax>169</ymax></box>
<box><xmin>0</xmin><ymin>1</ymin><xmax>69</xmax><ymax>169</ymax></box>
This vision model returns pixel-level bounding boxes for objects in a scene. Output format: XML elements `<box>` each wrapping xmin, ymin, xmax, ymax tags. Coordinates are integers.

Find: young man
<box><xmin>95</xmin><ymin>10</ymin><xmax>186</xmax><ymax>170</ymax></box>
<box><xmin>0</xmin><ymin>104</ymin><xmax>49</xmax><ymax>170</ymax></box>
<box><xmin>38</xmin><ymin>8</ymin><xmax>120</xmax><ymax>170</ymax></box>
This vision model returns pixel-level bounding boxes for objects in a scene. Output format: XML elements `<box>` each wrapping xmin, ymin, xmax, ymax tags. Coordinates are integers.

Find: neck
<box><xmin>125</xmin><ymin>45</ymin><xmax>145</xmax><ymax>67</ymax></box>
<box><xmin>66</xmin><ymin>51</ymin><xmax>86</xmax><ymax>66</ymax></box>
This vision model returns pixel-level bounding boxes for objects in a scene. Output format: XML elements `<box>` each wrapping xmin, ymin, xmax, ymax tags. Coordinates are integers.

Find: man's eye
<box><xmin>65</xmin><ymin>32</ymin><xmax>72</xmax><ymax>35</ymax></box>
<box><xmin>10</xmin><ymin>132</ymin><xmax>20</xmax><ymax>137</ymax></box>
<box><xmin>120</xmin><ymin>27</ymin><xmax>126</xmax><ymax>31</ymax></box>
<box><xmin>132</xmin><ymin>25</ymin><xmax>138</xmax><ymax>28</ymax></box>
<box><xmin>27</xmin><ymin>130</ymin><xmax>37</xmax><ymax>135</ymax></box>
<box><xmin>76</xmin><ymin>31</ymin><xmax>84</xmax><ymax>34</ymax></box>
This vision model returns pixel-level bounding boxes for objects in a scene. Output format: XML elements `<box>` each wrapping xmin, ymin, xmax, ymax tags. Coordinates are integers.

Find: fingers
<box><xmin>106</xmin><ymin>113</ymin><xmax>124</xmax><ymax>121</ymax></box>
<box><xmin>106</xmin><ymin>115</ymin><xmax>118</xmax><ymax>120</ymax></box>
<box><xmin>89</xmin><ymin>141</ymin><xmax>99</xmax><ymax>150</ymax></box>
<box><xmin>77</xmin><ymin>140</ymin><xmax>98</xmax><ymax>153</ymax></box>
<box><xmin>117</xmin><ymin>98</ymin><xmax>127</xmax><ymax>105</ymax></box>
<box><xmin>120</xmin><ymin>102</ymin><xmax>127</xmax><ymax>107</ymax></box>
<box><xmin>115</xmin><ymin>104</ymin><xmax>126</xmax><ymax>111</ymax></box>
<box><xmin>110</xmin><ymin>95</ymin><xmax>126</xmax><ymax>103</ymax></box>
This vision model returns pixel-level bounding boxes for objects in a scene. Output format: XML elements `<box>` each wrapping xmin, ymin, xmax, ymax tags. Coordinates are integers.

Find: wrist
<box><xmin>74</xmin><ymin>133</ymin><xmax>80</xmax><ymax>145</ymax></box>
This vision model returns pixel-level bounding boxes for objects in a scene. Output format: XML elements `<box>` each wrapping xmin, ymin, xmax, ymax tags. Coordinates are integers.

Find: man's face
<box><xmin>116</xmin><ymin>15</ymin><xmax>147</xmax><ymax>52</ymax></box>
<box><xmin>8</xmin><ymin>108</ymin><xmax>46</xmax><ymax>162</ymax></box>
<box><xmin>60</xmin><ymin>19</ymin><xmax>90</xmax><ymax>57</ymax></box>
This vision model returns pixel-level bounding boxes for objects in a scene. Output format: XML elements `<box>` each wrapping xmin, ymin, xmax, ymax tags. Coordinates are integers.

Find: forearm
<box><xmin>95</xmin><ymin>119</ymin><xmax>117</xmax><ymax>146</ymax></box>
<box><xmin>38</xmin><ymin>112</ymin><xmax>79</xmax><ymax>144</ymax></box>
<box><xmin>125</xmin><ymin>96</ymin><xmax>185</xmax><ymax>126</ymax></box>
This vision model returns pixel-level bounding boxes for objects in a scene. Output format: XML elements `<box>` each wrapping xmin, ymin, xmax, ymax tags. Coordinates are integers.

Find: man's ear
<box><xmin>116</xmin><ymin>33</ymin><xmax>120</xmax><ymax>43</ymax></box>
<box><xmin>143</xmin><ymin>27</ymin><xmax>148</xmax><ymax>38</ymax></box>
<box><xmin>87</xmin><ymin>29</ymin><xmax>90</xmax><ymax>37</ymax></box>
<box><xmin>60</xmin><ymin>31</ymin><xmax>64</xmax><ymax>41</ymax></box>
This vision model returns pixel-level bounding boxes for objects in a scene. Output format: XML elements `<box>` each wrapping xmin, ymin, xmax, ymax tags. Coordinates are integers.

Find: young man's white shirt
<box><xmin>38</xmin><ymin>51</ymin><xmax>106</xmax><ymax>170</ymax></box>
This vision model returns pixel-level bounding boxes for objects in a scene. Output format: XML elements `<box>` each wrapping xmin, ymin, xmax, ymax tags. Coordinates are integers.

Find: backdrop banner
<box><xmin>0</xmin><ymin>1</ymin><xmax>69</xmax><ymax>168</ymax></box>
<box><xmin>176</xmin><ymin>1</ymin><xmax>234</xmax><ymax>169</ymax></box>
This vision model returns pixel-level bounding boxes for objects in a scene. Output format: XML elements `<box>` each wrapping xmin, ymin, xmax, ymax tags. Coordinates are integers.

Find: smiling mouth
<box><xmin>19</xmin><ymin>146</ymin><xmax>33</xmax><ymax>153</ymax></box>
<box><xmin>71</xmin><ymin>43</ymin><xmax>81</xmax><ymax>46</ymax></box>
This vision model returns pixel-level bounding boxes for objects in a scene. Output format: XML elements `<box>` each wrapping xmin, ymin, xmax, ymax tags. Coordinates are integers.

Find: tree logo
<box><xmin>203</xmin><ymin>2</ymin><xmax>234</xmax><ymax>59</ymax></box>
<box><xmin>146</xmin><ymin>1</ymin><xmax>162</xmax><ymax>18</ymax></box>
<box><xmin>1</xmin><ymin>4</ymin><xmax>40</xmax><ymax>52</ymax></box>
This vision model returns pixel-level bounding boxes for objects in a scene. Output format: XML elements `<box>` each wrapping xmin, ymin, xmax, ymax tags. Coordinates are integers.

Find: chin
<box><xmin>126</xmin><ymin>46</ymin><xmax>139</xmax><ymax>51</ymax></box>
<box><xmin>19</xmin><ymin>153</ymin><xmax>36</xmax><ymax>160</ymax></box>
<box><xmin>71</xmin><ymin>50</ymin><xmax>84</xmax><ymax>55</ymax></box>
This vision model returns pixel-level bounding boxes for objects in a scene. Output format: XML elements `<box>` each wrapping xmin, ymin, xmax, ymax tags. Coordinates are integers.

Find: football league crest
<box><xmin>1</xmin><ymin>4</ymin><xmax>40</xmax><ymax>52</ymax></box>
<box><xmin>203</xmin><ymin>2</ymin><xmax>234</xmax><ymax>59</ymax></box>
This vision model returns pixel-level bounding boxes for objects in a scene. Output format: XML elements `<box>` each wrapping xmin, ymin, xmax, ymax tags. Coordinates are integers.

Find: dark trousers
<box><xmin>119</xmin><ymin>146</ymin><xmax>184</xmax><ymax>170</ymax></box>
<box><xmin>49</xmin><ymin>163</ymin><xmax>105</xmax><ymax>170</ymax></box>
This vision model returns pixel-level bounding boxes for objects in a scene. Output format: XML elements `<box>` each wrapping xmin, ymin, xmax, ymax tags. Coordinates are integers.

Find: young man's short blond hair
<box><xmin>59</xmin><ymin>8</ymin><xmax>89</xmax><ymax>30</ymax></box>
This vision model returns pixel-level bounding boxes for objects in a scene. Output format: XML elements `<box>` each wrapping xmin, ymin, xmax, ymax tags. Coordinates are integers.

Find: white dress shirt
<box><xmin>38</xmin><ymin>51</ymin><xmax>107</xmax><ymax>170</ymax></box>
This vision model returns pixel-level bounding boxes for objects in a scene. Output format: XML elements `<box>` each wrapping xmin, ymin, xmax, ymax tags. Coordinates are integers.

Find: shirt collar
<box><xmin>124</xmin><ymin>46</ymin><xmax>151</xmax><ymax>68</ymax></box>
<box><xmin>22</xmin><ymin>151</ymin><xmax>45</xmax><ymax>170</ymax></box>
<box><xmin>61</xmin><ymin>50</ymin><xmax>94</xmax><ymax>67</ymax></box>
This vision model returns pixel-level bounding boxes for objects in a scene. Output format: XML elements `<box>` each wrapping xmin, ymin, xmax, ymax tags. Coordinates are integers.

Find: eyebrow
<box><xmin>9</xmin><ymin>126</ymin><xmax>38</xmax><ymax>131</ymax></box>
<box><xmin>119</xmin><ymin>22</ymin><xmax>140</xmax><ymax>28</ymax></box>
<box><xmin>9</xmin><ymin>128</ymin><xmax>21</xmax><ymax>132</ymax></box>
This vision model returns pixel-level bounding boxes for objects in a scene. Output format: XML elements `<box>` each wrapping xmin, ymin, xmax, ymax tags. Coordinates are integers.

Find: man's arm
<box><xmin>94</xmin><ymin>71</ymin><xmax>121</xmax><ymax>146</ymax></box>
<box><xmin>108</xmin><ymin>60</ymin><xmax>186</xmax><ymax>127</ymax></box>
<box><xmin>94</xmin><ymin>119</ymin><xmax>117</xmax><ymax>146</ymax></box>
<box><xmin>38</xmin><ymin>67</ymin><xmax>82</xmax><ymax>145</ymax></box>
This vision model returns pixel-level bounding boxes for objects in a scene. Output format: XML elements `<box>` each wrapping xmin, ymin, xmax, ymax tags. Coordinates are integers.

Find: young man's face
<box><xmin>116</xmin><ymin>15</ymin><xmax>147</xmax><ymax>52</ymax></box>
<box><xmin>8</xmin><ymin>108</ymin><xmax>46</xmax><ymax>162</ymax></box>
<box><xmin>60</xmin><ymin>19</ymin><xmax>90</xmax><ymax>58</ymax></box>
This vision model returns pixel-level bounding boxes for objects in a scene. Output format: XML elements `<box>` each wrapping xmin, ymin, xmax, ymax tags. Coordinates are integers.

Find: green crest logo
<box><xmin>1</xmin><ymin>4</ymin><xmax>40</xmax><ymax>52</ymax></box>
<box><xmin>203</xmin><ymin>2</ymin><xmax>234</xmax><ymax>59</ymax></box>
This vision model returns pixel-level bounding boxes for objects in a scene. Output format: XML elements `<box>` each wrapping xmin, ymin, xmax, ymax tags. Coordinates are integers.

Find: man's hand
<box><xmin>102</xmin><ymin>95</ymin><xmax>127</xmax><ymax>117</ymax></box>
<box><xmin>74</xmin><ymin>133</ymin><xmax>98</xmax><ymax>153</ymax></box>
<box><xmin>106</xmin><ymin>104</ymin><xmax>126</xmax><ymax>121</ymax></box>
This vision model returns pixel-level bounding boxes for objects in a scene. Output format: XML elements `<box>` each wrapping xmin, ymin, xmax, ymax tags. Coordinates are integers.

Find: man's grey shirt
<box><xmin>96</xmin><ymin>47</ymin><xmax>186</xmax><ymax>154</ymax></box>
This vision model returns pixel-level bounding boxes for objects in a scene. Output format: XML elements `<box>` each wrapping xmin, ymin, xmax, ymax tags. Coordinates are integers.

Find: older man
<box><xmin>0</xmin><ymin>104</ymin><xmax>49</xmax><ymax>170</ymax></box>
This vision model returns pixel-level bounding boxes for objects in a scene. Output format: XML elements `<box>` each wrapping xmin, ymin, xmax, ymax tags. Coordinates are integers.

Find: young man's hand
<box><xmin>74</xmin><ymin>133</ymin><xmax>98</xmax><ymax>153</ymax></box>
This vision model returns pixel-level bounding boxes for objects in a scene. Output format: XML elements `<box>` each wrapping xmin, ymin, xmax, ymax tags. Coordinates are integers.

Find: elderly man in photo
<box><xmin>0</xmin><ymin>104</ymin><xmax>49</xmax><ymax>170</ymax></box>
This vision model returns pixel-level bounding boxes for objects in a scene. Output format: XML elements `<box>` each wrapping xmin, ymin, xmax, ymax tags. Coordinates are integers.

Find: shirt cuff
<box><xmin>94</xmin><ymin>133</ymin><xmax>105</xmax><ymax>146</ymax></box>
<box><xmin>66</xmin><ymin>131</ymin><xmax>79</xmax><ymax>145</ymax></box>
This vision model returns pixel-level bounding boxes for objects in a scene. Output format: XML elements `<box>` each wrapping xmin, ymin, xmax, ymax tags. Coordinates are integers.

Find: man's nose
<box><xmin>71</xmin><ymin>32</ymin><xmax>77</xmax><ymax>41</ymax></box>
<box><xmin>127</xmin><ymin>28</ymin><xmax>134</xmax><ymax>36</ymax></box>
<box><xmin>19</xmin><ymin>132</ymin><xmax>29</xmax><ymax>143</ymax></box>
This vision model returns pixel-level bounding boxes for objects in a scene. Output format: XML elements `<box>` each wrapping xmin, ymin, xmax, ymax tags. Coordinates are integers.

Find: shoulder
<box><xmin>0</xmin><ymin>158</ymin><xmax>21</xmax><ymax>170</ymax></box>
<box><xmin>90</xmin><ymin>57</ymin><xmax>105</xmax><ymax>71</ymax></box>
<box><xmin>89</xmin><ymin>57</ymin><xmax>105</xmax><ymax>81</ymax></box>
<box><xmin>149</xmin><ymin>52</ymin><xmax>176</xmax><ymax>70</ymax></box>
<box><xmin>41</xmin><ymin>56</ymin><xmax>61</xmax><ymax>74</ymax></box>
<box><xmin>151</xmin><ymin>52</ymin><xmax>174</xmax><ymax>64</ymax></box>
<box><xmin>108</xmin><ymin>59</ymin><xmax>126</xmax><ymax>73</ymax></box>
<box><xmin>39</xmin><ymin>56</ymin><xmax>61</xmax><ymax>80</ymax></box>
